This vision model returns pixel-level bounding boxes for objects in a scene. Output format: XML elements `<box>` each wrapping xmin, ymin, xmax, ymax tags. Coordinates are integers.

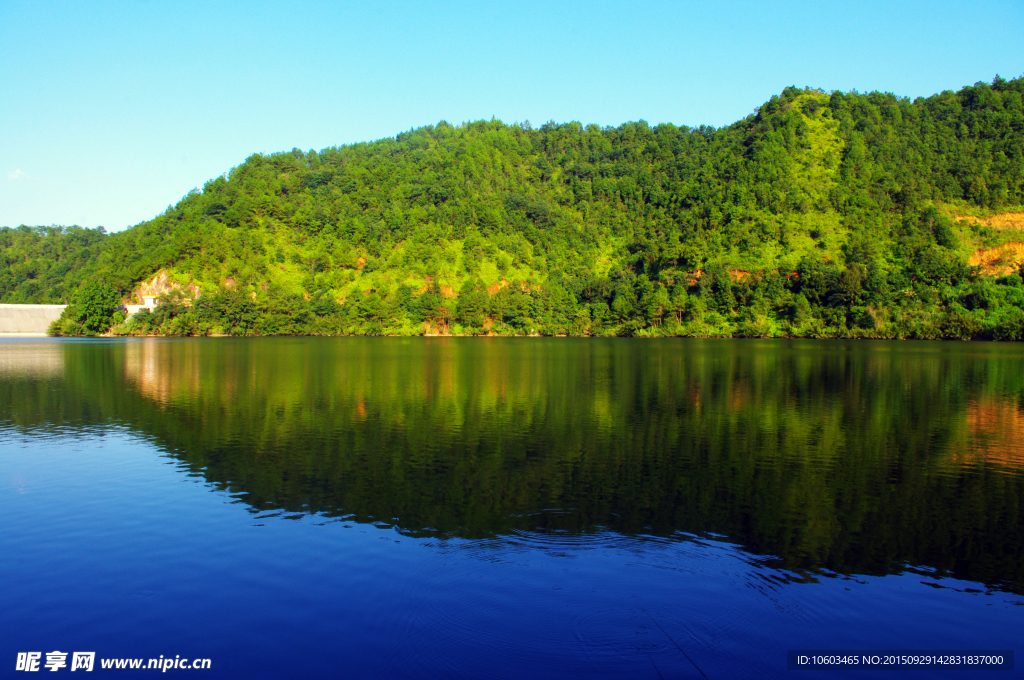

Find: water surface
<box><xmin>1</xmin><ymin>338</ymin><xmax>1022</xmax><ymax>677</ymax></box>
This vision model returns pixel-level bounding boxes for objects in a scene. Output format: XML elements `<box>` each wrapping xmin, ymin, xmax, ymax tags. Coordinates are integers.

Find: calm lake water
<box><xmin>1</xmin><ymin>337</ymin><xmax>1022</xmax><ymax>678</ymax></box>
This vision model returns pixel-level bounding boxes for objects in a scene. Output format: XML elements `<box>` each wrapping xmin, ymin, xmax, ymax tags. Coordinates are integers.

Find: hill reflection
<box><xmin>3</xmin><ymin>337</ymin><xmax>1023</xmax><ymax>591</ymax></box>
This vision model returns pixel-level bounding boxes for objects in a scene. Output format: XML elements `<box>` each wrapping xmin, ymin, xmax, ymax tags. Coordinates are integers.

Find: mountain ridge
<box><xmin>2</xmin><ymin>75</ymin><xmax>1024</xmax><ymax>339</ymax></box>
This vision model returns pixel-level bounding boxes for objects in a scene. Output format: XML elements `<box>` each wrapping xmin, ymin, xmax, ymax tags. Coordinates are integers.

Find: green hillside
<box><xmin>3</xmin><ymin>76</ymin><xmax>1024</xmax><ymax>339</ymax></box>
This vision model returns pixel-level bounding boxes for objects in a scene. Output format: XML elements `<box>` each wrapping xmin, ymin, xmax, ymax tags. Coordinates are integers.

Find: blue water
<box><xmin>1</xmin><ymin>338</ymin><xmax>1022</xmax><ymax>678</ymax></box>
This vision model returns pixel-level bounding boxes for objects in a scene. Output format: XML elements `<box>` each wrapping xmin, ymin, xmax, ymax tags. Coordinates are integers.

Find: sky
<box><xmin>2</xmin><ymin>0</ymin><xmax>1022</xmax><ymax>232</ymax></box>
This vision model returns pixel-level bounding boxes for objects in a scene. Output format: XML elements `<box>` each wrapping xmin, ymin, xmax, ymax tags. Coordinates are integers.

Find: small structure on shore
<box><xmin>124</xmin><ymin>295</ymin><xmax>159</xmax><ymax>317</ymax></box>
<box><xmin>0</xmin><ymin>304</ymin><xmax>67</xmax><ymax>336</ymax></box>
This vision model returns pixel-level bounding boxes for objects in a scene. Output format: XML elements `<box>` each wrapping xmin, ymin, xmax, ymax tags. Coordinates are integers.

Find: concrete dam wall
<box><xmin>0</xmin><ymin>304</ymin><xmax>66</xmax><ymax>335</ymax></box>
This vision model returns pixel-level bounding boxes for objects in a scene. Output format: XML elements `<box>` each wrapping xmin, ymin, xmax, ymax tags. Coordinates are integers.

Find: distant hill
<box><xmin>3</xmin><ymin>76</ymin><xmax>1024</xmax><ymax>339</ymax></box>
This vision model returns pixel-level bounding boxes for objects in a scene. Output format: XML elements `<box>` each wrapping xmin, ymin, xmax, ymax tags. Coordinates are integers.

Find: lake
<box><xmin>1</xmin><ymin>337</ymin><xmax>1021</xmax><ymax>678</ymax></box>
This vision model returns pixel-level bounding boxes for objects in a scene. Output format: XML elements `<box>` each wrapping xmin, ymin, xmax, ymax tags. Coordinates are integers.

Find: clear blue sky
<box><xmin>2</xmin><ymin>0</ymin><xmax>1022</xmax><ymax>232</ymax></box>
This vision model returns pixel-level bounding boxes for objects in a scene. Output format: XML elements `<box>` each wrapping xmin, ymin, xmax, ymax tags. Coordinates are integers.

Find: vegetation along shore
<box><xmin>3</xmin><ymin>76</ymin><xmax>1024</xmax><ymax>339</ymax></box>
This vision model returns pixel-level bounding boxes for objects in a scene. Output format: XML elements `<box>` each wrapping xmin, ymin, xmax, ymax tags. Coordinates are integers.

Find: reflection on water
<box><xmin>2</xmin><ymin>337</ymin><xmax>1024</xmax><ymax>593</ymax></box>
<box><xmin>124</xmin><ymin>340</ymin><xmax>180</xmax><ymax>404</ymax></box>
<box><xmin>965</xmin><ymin>398</ymin><xmax>1024</xmax><ymax>467</ymax></box>
<box><xmin>0</xmin><ymin>340</ymin><xmax>64</xmax><ymax>378</ymax></box>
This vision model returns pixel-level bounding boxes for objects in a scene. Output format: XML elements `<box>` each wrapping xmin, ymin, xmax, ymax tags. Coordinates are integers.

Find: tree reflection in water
<box><xmin>2</xmin><ymin>337</ymin><xmax>1023</xmax><ymax>592</ymax></box>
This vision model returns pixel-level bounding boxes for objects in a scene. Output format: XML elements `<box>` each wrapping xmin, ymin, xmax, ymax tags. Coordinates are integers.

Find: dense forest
<box><xmin>3</xmin><ymin>76</ymin><xmax>1024</xmax><ymax>339</ymax></box>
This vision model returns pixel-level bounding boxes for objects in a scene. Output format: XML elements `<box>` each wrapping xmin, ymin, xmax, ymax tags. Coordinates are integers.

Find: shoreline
<box><xmin>8</xmin><ymin>333</ymin><xmax>1022</xmax><ymax>343</ymax></box>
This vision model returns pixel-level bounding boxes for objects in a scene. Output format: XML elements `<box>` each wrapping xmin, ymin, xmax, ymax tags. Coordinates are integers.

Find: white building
<box><xmin>124</xmin><ymin>295</ymin><xmax>160</xmax><ymax>317</ymax></box>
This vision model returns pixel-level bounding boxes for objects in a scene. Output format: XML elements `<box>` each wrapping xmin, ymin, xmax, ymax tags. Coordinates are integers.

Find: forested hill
<box><xmin>4</xmin><ymin>76</ymin><xmax>1024</xmax><ymax>339</ymax></box>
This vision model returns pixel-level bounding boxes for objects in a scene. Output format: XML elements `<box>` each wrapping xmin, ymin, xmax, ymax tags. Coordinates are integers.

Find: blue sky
<box><xmin>2</xmin><ymin>0</ymin><xmax>1022</xmax><ymax>232</ymax></box>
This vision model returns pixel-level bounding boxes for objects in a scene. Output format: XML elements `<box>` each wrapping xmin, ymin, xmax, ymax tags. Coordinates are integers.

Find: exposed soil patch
<box><xmin>487</xmin><ymin>279</ymin><xmax>509</xmax><ymax>295</ymax></box>
<box><xmin>969</xmin><ymin>242</ymin><xmax>1024</xmax><ymax>276</ymax></box>
<box><xmin>954</xmin><ymin>212</ymin><xmax>1024</xmax><ymax>230</ymax></box>
<box><xmin>127</xmin><ymin>270</ymin><xmax>199</xmax><ymax>304</ymax></box>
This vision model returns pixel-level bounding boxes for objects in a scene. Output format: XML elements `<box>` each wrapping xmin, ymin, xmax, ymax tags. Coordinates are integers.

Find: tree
<box><xmin>54</xmin><ymin>281</ymin><xmax>120</xmax><ymax>335</ymax></box>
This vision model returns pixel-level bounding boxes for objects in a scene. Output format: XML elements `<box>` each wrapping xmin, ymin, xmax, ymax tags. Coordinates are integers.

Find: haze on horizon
<box><xmin>2</xmin><ymin>0</ymin><xmax>1022</xmax><ymax>233</ymax></box>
